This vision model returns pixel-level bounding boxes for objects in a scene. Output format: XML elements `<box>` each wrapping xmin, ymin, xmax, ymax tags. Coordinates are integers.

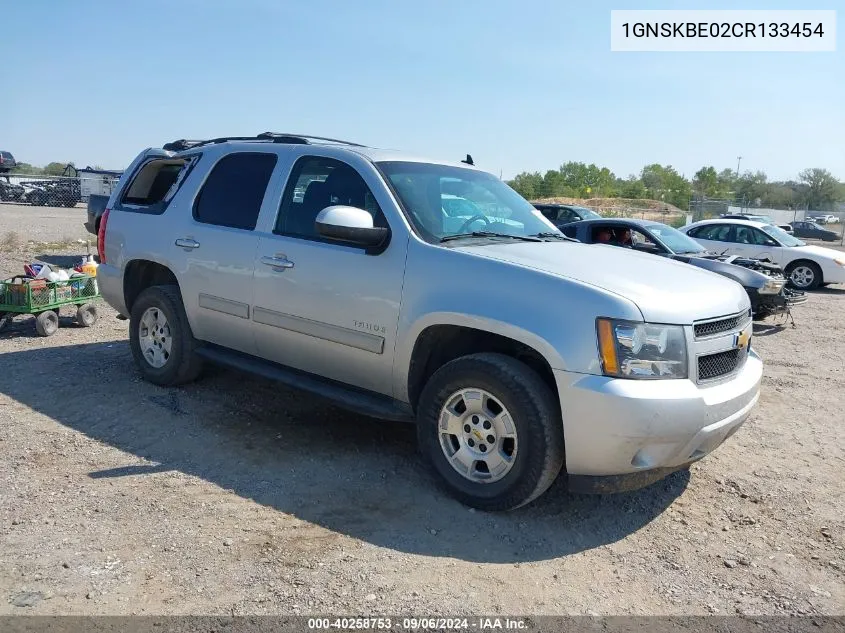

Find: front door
<box><xmin>251</xmin><ymin>155</ymin><xmax>408</xmax><ymax>396</ymax></box>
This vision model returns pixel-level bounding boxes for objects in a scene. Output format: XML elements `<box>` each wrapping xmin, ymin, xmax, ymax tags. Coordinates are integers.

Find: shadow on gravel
<box><xmin>0</xmin><ymin>342</ymin><xmax>688</xmax><ymax>564</ymax></box>
<box><xmin>815</xmin><ymin>286</ymin><xmax>845</xmax><ymax>295</ymax></box>
<box><xmin>34</xmin><ymin>254</ymin><xmax>85</xmax><ymax>269</ymax></box>
<box><xmin>752</xmin><ymin>322</ymin><xmax>790</xmax><ymax>337</ymax></box>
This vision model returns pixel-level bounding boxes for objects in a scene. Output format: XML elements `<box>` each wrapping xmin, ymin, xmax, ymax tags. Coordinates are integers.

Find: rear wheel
<box><xmin>75</xmin><ymin>303</ymin><xmax>98</xmax><ymax>327</ymax></box>
<box><xmin>416</xmin><ymin>353</ymin><xmax>564</xmax><ymax>511</ymax></box>
<box><xmin>35</xmin><ymin>310</ymin><xmax>59</xmax><ymax>337</ymax></box>
<box><xmin>129</xmin><ymin>285</ymin><xmax>203</xmax><ymax>386</ymax></box>
<box><xmin>786</xmin><ymin>261</ymin><xmax>822</xmax><ymax>290</ymax></box>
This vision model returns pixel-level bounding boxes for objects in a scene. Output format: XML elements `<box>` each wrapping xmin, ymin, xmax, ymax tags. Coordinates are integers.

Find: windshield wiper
<box><xmin>440</xmin><ymin>231</ymin><xmax>542</xmax><ymax>243</ymax></box>
<box><xmin>531</xmin><ymin>232</ymin><xmax>579</xmax><ymax>242</ymax></box>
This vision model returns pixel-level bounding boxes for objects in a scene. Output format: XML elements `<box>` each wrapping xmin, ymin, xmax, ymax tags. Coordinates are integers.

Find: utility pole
<box><xmin>735</xmin><ymin>156</ymin><xmax>742</xmax><ymax>179</ymax></box>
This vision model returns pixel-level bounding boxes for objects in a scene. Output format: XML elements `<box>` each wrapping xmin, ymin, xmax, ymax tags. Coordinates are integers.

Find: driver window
<box><xmin>275</xmin><ymin>156</ymin><xmax>384</xmax><ymax>239</ymax></box>
<box><xmin>751</xmin><ymin>228</ymin><xmax>775</xmax><ymax>245</ymax></box>
<box><xmin>629</xmin><ymin>229</ymin><xmax>660</xmax><ymax>253</ymax></box>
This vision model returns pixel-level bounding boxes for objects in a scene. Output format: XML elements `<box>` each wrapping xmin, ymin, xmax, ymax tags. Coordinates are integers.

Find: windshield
<box><xmin>377</xmin><ymin>161</ymin><xmax>559</xmax><ymax>243</ymax></box>
<box><xmin>761</xmin><ymin>224</ymin><xmax>805</xmax><ymax>247</ymax></box>
<box><xmin>573</xmin><ymin>206</ymin><xmax>601</xmax><ymax>219</ymax></box>
<box><xmin>647</xmin><ymin>223</ymin><xmax>706</xmax><ymax>254</ymax></box>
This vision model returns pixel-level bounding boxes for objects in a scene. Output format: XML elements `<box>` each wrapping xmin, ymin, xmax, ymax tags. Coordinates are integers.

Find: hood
<box><xmin>795</xmin><ymin>244</ymin><xmax>845</xmax><ymax>260</ymax></box>
<box><xmin>679</xmin><ymin>255</ymin><xmax>770</xmax><ymax>289</ymax></box>
<box><xmin>456</xmin><ymin>241</ymin><xmax>750</xmax><ymax>324</ymax></box>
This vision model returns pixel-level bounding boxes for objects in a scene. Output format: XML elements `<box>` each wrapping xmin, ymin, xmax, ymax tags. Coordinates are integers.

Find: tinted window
<box><xmin>276</xmin><ymin>156</ymin><xmax>383</xmax><ymax>238</ymax></box>
<box><xmin>0</xmin><ymin>151</ymin><xmax>12</xmax><ymax>159</ymax></box>
<box><xmin>194</xmin><ymin>153</ymin><xmax>277</xmax><ymax>230</ymax></box>
<box><xmin>733</xmin><ymin>226</ymin><xmax>773</xmax><ymax>245</ymax></box>
<box><xmin>691</xmin><ymin>224</ymin><xmax>732</xmax><ymax>241</ymax></box>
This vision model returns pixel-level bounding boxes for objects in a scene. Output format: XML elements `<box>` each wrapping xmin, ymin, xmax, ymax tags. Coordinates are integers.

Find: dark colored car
<box><xmin>789</xmin><ymin>220</ymin><xmax>839</xmax><ymax>242</ymax></box>
<box><xmin>531</xmin><ymin>202</ymin><xmax>601</xmax><ymax>226</ymax></box>
<box><xmin>0</xmin><ymin>177</ymin><xmax>25</xmax><ymax>202</ymax></box>
<box><xmin>0</xmin><ymin>151</ymin><xmax>16</xmax><ymax>173</ymax></box>
<box><xmin>562</xmin><ymin>218</ymin><xmax>806</xmax><ymax>320</ymax></box>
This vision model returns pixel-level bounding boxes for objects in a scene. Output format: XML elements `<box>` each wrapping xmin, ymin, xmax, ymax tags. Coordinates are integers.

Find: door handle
<box><xmin>261</xmin><ymin>255</ymin><xmax>295</xmax><ymax>270</ymax></box>
<box><xmin>175</xmin><ymin>238</ymin><xmax>200</xmax><ymax>249</ymax></box>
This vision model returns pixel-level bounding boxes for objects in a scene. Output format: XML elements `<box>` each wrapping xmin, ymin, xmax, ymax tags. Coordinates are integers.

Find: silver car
<box><xmin>95</xmin><ymin>133</ymin><xmax>762</xmax><ymax>510</ymax></box>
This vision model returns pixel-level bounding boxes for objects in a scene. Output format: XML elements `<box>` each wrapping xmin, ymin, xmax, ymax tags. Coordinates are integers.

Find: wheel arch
<box><xmin>123</xmin><ymin>259</ymin><xmax>181</xmax><ymax>314</ymax></box>
<box><xmin>403</xmin><ymin>317</ymin><xmax>563</xmax><ymax>416</ymax></box>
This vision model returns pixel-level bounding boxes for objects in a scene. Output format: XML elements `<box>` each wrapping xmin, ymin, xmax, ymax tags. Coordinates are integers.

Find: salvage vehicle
<box><xmin>0</xmin><ymin>176</ymin><xmax>25</xmax><ymax>202</ymax></box>
<box><xmin>21</xmin><ymin>164</ymin><xmax>81</xmax><ymax>207</ymax></box>
<box><xmin>789</xmin><ymin>220</ymin><xmax>839</xmax><ymax>242</ymax></box>
<box><xmin>95</xmin><ymin>132</ymin><xmax>762</xmax><ymax>510</ymax></box>
<box><xmin>682</xmin><ymin>219</ymin><xmax>845</xmax><ymax>290</ymax></box>
<box><xmin>531</xmin><ymin>202</ymin><xmax>601</xmax><ymax>226</ymax></box>
<box><xmin>560</xmin><ymin>218</ymin><xmax>805</xmax><ymax>320</ymax></box>
<box><xmin>721</xmin><ymin>214</ymin><xmax>793</xmax><ymax>234</ymax></box>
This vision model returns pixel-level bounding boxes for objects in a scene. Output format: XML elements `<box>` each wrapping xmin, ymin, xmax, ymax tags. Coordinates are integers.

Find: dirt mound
<box><xmin>533</xmin><ymin>196</ymin><xmax>684</xmax><ymax>214</ymax></box>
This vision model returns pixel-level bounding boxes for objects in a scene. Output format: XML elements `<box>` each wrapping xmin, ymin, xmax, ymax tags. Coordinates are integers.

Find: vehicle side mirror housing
<box><xmin>315</xmin><ymin>205</ymin><xmax>389</xmax><ymax>250</ymax></box>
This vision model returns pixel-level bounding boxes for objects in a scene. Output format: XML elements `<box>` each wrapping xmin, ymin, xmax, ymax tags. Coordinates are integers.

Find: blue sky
<box><xmin>2</xmin><ymin>0</ymin><xmax>842</xmax><ymax>181</ymax></box>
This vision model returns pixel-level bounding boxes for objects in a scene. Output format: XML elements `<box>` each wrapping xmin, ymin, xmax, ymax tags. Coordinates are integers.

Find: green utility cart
<box><xmin>0</xmin><ymin>275</ymin><xmax>100</xmax><ymax>336</ymax></box>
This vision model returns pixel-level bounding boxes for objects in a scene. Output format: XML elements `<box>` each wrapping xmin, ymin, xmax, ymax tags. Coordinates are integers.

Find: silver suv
<box><xmin>96</xmin><ymin>133</ymin><xmax>762</xmax><ymax>510</ymax></box>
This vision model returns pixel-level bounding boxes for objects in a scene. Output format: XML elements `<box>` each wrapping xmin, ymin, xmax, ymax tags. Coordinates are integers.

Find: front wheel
<box><xmin>35</xmin><ymin>310</ymin><xmax>59</xmax><ymax>337</ymax></box>
<box><xmin>786</xmin><ymin>261</ymin><xmax>822</xmax><ymax>290</ymax></box>
<box><xmin>129</xmin><ymin>285</ymin><xmax>203</xmax><ymax>386</ymax></box>
<box><xmin>416</xmin><ymin>353</ymin><xmax>565</xmax><ymax>511</ymax></box>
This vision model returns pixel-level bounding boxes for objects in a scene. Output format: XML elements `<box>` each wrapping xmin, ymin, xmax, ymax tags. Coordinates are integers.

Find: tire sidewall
<box><xmin>417</xmin><ymin>356</ymin><xmax>561</xmax><ymax>509</ymax></box>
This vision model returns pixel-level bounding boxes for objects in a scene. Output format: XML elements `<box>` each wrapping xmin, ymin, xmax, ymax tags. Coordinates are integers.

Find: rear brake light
<box><xmin>97</xmin><ymin>209</ymin><xmax>111</xmax><ymax>264</ymax></box>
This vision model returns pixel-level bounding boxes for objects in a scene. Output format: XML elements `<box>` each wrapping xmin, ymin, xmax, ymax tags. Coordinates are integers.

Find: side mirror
<box><xmin>315</xmin><ymin>205</ymin><xmax>388</xmax><ymax>249</ymax></box>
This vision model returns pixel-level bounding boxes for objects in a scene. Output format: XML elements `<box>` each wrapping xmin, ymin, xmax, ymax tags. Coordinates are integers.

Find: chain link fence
<box><xmin>0</xmin><ymin>170</ymin><xmax>122</xmax><ymax>208</ymax></box>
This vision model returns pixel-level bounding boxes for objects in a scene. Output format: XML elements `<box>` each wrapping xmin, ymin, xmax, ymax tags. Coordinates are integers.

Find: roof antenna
<box><xmin>461</xmin><ymin>154</ymin><xmax>474</xmax><ymax>166</ymax></box>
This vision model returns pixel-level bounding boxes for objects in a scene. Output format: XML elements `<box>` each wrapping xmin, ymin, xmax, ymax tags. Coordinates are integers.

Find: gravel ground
<box><xmin>0</xmin><ymin>203</ymin><xmax>90</xmax><ymax>245</ymax></box>
<box><xmin>1</xmin><ymin>237</ymin><xmax>844</xmax><ymax>617</ymax></box>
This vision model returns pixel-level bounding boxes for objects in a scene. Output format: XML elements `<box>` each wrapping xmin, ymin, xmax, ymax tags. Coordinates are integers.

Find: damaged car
<box><xmin>560</xmin><ymin>218</ymin><xmax>806</xmax><ymax>320</ymax></box>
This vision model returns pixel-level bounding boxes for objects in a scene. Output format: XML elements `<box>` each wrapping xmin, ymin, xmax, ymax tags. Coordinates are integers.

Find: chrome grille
<box><xmin>698</xmin><ymin>348</ymin><xmax>745</xmax><ymax>381</ymax></box>
<box><xmin>694</xmin><ymin>311</ymin><xmax>751</xmax><ymax>339</ymax></box>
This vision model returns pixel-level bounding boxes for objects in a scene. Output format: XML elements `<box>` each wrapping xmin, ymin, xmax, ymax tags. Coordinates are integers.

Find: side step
<box><xmin>195</xmin><ymin>345</ymin><xmax>415</xmax><ymax>423</ymax></box>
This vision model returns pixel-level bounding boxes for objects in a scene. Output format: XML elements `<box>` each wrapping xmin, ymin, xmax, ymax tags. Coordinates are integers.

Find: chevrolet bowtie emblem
<box><xmin>735</xmin><ymin>330</ymin><xmax>750</xmax><ymax>349</ymax></box>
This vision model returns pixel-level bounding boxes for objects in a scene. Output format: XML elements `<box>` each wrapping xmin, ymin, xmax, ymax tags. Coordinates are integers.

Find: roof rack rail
<box><xmin>163</xmin><ymin>133</ymin><xmax>366</xmax><ymax>153</ymax></box>
<box><xmin>257</xmin><ymin>132</ymin><xmax>367</xmax><ymax>147</ymax></box>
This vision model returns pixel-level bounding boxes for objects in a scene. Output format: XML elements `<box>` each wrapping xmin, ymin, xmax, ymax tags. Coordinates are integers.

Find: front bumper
<box><xmin>555</xmin><ymin>350</ymin><xmax>762</xmax><ymax>492</ymax></box>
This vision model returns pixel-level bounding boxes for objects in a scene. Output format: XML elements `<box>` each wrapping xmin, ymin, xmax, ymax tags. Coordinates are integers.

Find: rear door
<box><xmin>687</xmin><ymin>223</ymin><xmax>735</xmax><ymax>253</ymax></box>
<box><xmin>167</xmin><ymin>150</ymin><xmax>278</xmax><ymax>355</ymax></box>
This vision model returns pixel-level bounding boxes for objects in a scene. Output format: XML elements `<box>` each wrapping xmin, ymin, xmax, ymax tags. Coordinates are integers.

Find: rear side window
<box><xmin>1</xmin><ymin>151</ymin><xmax>12</xmax><ymax>159</ymax></box>
<box><xmin>194</xmin><ymin>153</ymin><xmax>277</xmax><ymax>230</ymax></box>
<box><xmin>690</xmin><ymin>224</ymin><xmax>732</xmax><ymax>241</ymax></box>
<box><xmin>121</xmin><ymin>157</ymin><xmax>195</xmax><ymax>212</ymax></box>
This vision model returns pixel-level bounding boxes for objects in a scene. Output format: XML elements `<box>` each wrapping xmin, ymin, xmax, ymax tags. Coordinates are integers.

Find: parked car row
<box><xmin>90</xmin><ymin>133</ymin><xmax>771</xmax><ymax>511</ymax></box>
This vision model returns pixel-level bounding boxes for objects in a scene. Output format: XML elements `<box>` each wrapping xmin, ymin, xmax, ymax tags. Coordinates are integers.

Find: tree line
<box><xmin>507</xmin><ymin>162</ymin><xmax>845</xmax><ymax>211</ymax></box>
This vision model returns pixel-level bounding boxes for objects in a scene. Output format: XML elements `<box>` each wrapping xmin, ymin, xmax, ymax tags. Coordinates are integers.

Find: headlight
<box><xmin>758</xmin><ymin>278</ymin><xmax>785</xmax><ymax>295</ymax></box>
<box><xmin>597</xmin><ymin>318</ymin><xmax>688</xmax><ymax>379</ymax></box>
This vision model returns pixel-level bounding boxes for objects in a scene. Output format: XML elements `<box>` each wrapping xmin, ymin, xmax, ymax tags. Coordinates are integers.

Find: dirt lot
<box><xmin>1</xmin><ymin>217</ymin><xmax>844</xmax><ymax>617</ymax></box>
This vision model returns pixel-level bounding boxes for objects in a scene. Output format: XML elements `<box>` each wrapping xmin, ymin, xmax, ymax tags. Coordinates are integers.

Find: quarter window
<box><xmin>193</xmin><ymin>153</ymin><xmax>277</xmax><ymax>230</ymax></box>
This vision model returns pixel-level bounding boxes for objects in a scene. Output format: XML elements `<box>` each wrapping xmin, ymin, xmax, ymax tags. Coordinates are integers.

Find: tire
<box><xmin>129</xmin><ymin>285</ymin><xmax>203</xmax><ymax>386</ymax></box>
<box><xmin>416</xmin><ymin>352</ymin><xmax>564</xmax><ymax>511</ymax></box>
<box><xmin>29</xmin><ymin>192</ymin><xmax>48</xmax><ymax>207</ymax></box>
<box><xmin>35</xmin><ymin>310</ymin><xmax>59</xmax><ymax>337</ymax></box>
<box><xmin>75</xmin><ymin>303</ymin><xmax>98</xmax><ymax>327</ymax></box>
<box><xmin>786</xmin><ymin>261</ymin><xmax>822</xmax><ymax>290</ymax></box>
<box><xmin>0</xmin><ymin>312</ymin><xmax>10</xmax><ymax>332</ymax></box>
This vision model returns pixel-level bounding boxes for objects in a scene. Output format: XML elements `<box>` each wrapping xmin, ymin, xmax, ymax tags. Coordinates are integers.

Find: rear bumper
<box><xmin>96</xmin><ymin>263</ymin><xmax>128</xmax><ymax>317</ymax></box>
<box><xmin>554</xmin><ymin>350</ymin><xmax>762</xmax><ymax>491</ymax></box>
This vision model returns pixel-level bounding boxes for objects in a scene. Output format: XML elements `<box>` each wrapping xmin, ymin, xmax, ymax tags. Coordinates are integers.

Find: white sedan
<box><xmin>681</xmin><ymin>218</ymin><xmax>845</xmax><ymax>290</ymax></box>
